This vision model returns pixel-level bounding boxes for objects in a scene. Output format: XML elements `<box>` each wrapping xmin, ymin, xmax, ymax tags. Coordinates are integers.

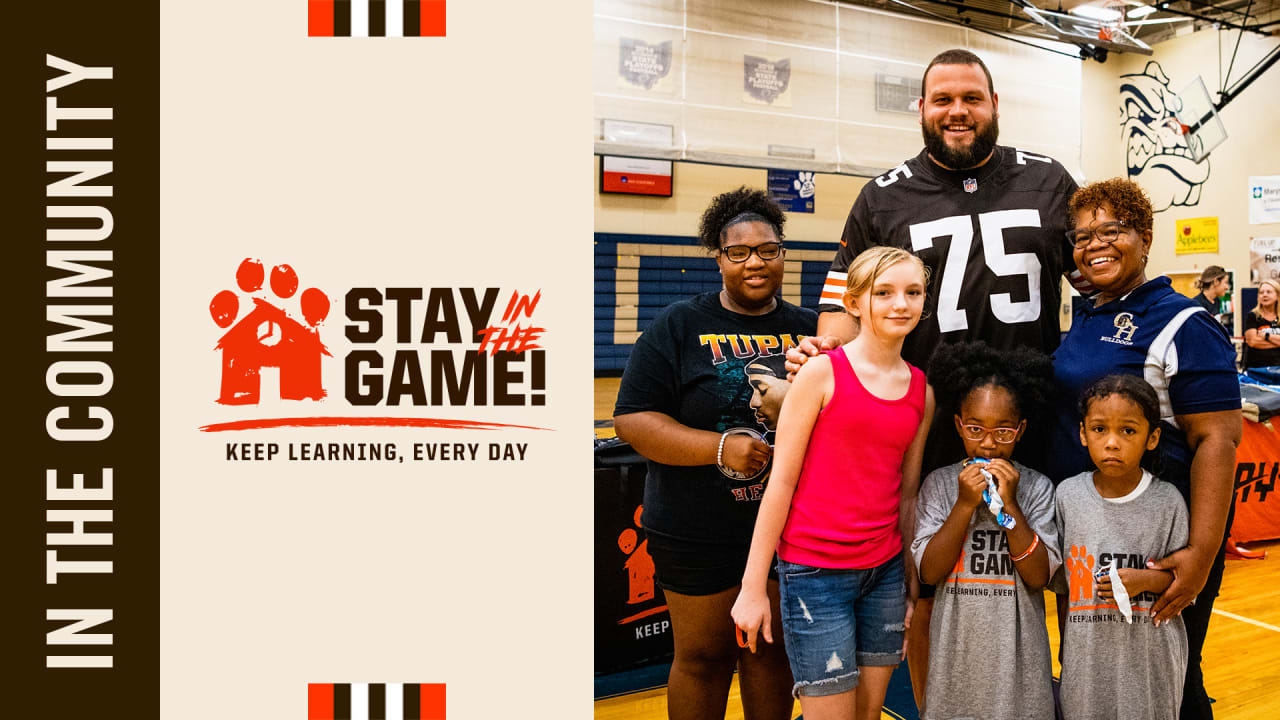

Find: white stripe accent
<box><xmin>351</xmin><ymin>0</ymin><xmax>369</xmax><ymax>37</ymax></box>
<box><xmin>1212</xmin><ymin>608</ymin><xmax>1280</xmax><ymax>633</ymax></box>
<box><xmin>386</xmin><ymin>0</ymin><xmax>404</xmax><ymax>37</ymax></box>
<box><xmin>1144</xmin><ymin>306</ymin><xmax>1204</xmax><ymax>429</ymax></box>
<box><xmin>386</xmin><ymin>683</ymin><xmax>404</xmax><ymax>720</ymax></box>
<box><xmin>351</xmin><ymin>683</ymin><xmax>369</xmax><ymax>720</ymax></box>
<box><xmin>819</xmin><ymin>270</ymin><xmax>848</xmax><ymax>307</ymax></box>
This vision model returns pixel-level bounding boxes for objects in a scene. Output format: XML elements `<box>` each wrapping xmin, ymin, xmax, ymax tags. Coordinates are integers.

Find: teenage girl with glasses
<box><xmin>911</xmin><ymin>341</ymin><xmax>1060</xmax><ymax>720</ymax></box>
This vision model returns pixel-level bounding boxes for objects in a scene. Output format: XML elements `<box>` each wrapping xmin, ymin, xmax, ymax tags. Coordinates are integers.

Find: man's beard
<box><xmin>923</xmin><ymin>115</ymin><xmax>999</xmax><ymax>169</ymax></box>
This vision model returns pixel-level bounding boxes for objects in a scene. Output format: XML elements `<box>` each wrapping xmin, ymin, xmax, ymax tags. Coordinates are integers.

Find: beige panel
<box><xmin>614</xmin><ymin>268</ymin><xmax>639</xmax><ymax>282</ymax></box>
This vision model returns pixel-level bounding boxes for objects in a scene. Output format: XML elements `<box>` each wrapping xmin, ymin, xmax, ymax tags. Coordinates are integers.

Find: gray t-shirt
<box><xmin>1054</xmin><ymin>470</ymin><xmax>1189</xmax><ymax>720</ymax></box>
<box><xmin>911</xmin><ymin>461</ymin><xmax>1061</xmax><ymax>720</ymax></box>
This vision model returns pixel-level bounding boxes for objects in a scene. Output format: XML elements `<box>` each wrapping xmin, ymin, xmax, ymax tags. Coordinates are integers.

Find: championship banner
<box><xmin>13</xmin><ymin>2</ymin><xmax>590</xmax><ymax>718</ymax></box>
<box><xmin>1232</xmin><ymin>420</ymin><xmax>1280</xmax><ymax>544</ymax></box>
<box><xmin>743</xmin><ymin>55</ymin><xmax>792</xmax><ymax>107</ymax></box>
<box><xmin>618</xmin><ymin>37</ymin><xmax>674</xmax><ymax>93</ymax></box>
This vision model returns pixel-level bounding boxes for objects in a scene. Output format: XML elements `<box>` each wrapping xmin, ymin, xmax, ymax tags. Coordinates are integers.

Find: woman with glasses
<box><xmin>1045</xmin><ymin>178</ymin><xmax>1241</xmax><ymax>720</ymax></box>
<box><xmin>613</xmin><ymin>186</ymin><xmax>815</xmax><ymax>720</ymax></box>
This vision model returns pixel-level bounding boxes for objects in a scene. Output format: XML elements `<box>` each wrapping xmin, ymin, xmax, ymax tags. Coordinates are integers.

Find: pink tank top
<box><xmin>777</xmin><ymin>346</ymin><xmax>926</xmax><ymax>569</ymax></box>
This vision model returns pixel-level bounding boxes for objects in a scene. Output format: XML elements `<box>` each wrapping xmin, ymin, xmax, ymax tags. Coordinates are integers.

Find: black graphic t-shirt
<box><xmin>614</xmin><ymin>292</ymin><xmax>817</xmax><ymax>546</ymax></box>
<box><xmin>1244</xmin><ymin>312</ymin><xmax>1280</xmax><ymax>368</ymax></box>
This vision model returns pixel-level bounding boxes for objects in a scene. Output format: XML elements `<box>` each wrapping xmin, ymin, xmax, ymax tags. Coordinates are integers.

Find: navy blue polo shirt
<box><xmin>1047</xmin><ymin>277</ymin><xmax>1239</xmax><ymax>498</ymax></box>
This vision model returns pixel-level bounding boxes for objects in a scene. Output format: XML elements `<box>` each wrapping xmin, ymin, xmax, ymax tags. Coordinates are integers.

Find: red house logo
<box><xmin>209</xmin><ymin>259</ymin><xmax>331</xmax><ymax>405</ymax></box>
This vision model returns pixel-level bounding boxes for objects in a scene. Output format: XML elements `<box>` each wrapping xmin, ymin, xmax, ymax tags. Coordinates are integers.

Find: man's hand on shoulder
<box><xmin>785</xmin><ymin>335</ymin><xmax>843</xmax><ymax>380</ymax></box>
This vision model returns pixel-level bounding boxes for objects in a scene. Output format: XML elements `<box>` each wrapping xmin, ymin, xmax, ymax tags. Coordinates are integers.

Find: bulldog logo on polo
<box><xmin>1104</xmin><ymin>312</ymin><xmax>1138</xmax><ymax>345</ymax></box>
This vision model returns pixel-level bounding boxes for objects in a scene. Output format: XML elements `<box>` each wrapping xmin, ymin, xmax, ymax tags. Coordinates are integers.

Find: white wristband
<box><xmin>717</xmin><ymin>431</ymin><xmax>729</xmax><ymax>467</ymax></box>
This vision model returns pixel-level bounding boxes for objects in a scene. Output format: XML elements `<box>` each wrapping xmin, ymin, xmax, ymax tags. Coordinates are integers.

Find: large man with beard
<box><xmin>802</xmin><ymin>48</ymin><xmax>1085</xmax><ymax>714</ymax></box>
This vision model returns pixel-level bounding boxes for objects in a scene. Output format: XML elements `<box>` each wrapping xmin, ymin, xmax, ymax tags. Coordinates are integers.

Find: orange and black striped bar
<box><xmin>308</xmin><ymin>683</ymin><xmax>445</xmax><ymax>720</ymax></box>
<box><xmin>308</xmin><ymin>1</ymin><xmax>446</xmax><ymax>37</ymax></box>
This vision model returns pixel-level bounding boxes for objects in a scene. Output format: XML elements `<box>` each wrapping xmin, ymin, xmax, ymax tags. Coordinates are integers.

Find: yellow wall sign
<box><xmin>1175</xmin><ymin>216</ymin><xmax>1219</xmax><ymax>255</ymax></box>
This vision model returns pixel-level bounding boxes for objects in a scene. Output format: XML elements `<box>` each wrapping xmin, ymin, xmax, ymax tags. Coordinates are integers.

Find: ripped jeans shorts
<box><xmin>776</xmin><ymin>555</ymin><xmax>906</xmax><ymax>698</ymax></box>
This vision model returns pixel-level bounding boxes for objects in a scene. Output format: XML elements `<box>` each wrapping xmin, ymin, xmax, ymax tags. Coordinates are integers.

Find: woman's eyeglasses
<box><xmin>960</xmin><ymin>424</ymin><xmax>1019</xmax><ymax>443</ymax></box>
<box><xmin>721</xmin><ymin>242</ymin><xmax>783</xmax><ymax>263</ymax></box>
<box><xmin>1066</xmin><ymin>221</ymin><xmax>1129</xmax><ymax>249</ymax></box>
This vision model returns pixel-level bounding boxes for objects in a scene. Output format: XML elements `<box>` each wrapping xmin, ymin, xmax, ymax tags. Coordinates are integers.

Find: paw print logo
<box><xmin>209</xmin><ymin>259</ymin><xmax>331</xmax><ymax>405</ymax></box>
<box><xmin>793</xmin><ymin>171</ymin><xmax>816</xmax><ymax>199</ymax></box>
<box><xmin>1066</xmin><ymin>544</ymin><xmax>1095</xmax><ymax>602</ymax></box>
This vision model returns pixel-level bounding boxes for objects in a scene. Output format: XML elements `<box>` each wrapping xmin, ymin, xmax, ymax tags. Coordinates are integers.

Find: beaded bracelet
<box><xmin>716</xmin><ymin>431</ymin><xmax>729</xmax><ymax>468</ymax></box>
<box><xmin>1011</xmin><ymin>533</ymin><xmax>1040</xmax><ymax>562</ymax></box>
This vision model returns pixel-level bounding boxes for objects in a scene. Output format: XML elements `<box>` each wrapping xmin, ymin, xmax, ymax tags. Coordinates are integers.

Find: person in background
<box><xmin>613</xmin><ymin>186</ymin><xmax>815</xmax><ymax>720</ymax></box>
<box><xmin>1242</xmin><ymin>279</ymin><xmax>1280</xmax><ymax>371</ymax></box>
<box><xmin>1192</xmin><ymin>265</ymin><xmax>1230</xmax><ymax>327</ymax></box>
<box><xmin>1047</xmin><ymin>178</ymin><xmax>1241</xmax><ymax>720</ymax></box>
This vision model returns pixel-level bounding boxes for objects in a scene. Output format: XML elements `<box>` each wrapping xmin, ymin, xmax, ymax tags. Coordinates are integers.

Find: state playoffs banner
<box><xmin>10</xmin><ymin>3</ymin><xmax>592</xmax><ymax>719</ymax></box>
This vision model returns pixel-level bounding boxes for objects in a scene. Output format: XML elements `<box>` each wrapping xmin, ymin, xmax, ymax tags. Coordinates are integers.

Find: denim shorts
<box><xmin>776</xmin><ymin>555</ymin><xmax>906</xmax><ymax>698</ymax></box>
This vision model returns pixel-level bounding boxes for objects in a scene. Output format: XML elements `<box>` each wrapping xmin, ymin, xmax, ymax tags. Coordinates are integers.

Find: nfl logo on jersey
<box><xmin>963</xmin><ymin>178</ymin><xmax>978</xmax><ymax>193</ymax></box>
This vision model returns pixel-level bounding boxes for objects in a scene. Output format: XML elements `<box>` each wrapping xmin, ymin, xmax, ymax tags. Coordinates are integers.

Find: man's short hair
<box><xmin>921</xmin><ymin>48</ymin><xmax>995</xmax><ymax>98</ymax></box>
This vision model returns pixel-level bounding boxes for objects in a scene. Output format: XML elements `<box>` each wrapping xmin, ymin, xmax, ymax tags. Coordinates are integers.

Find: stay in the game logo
<box><xmin>202</xmin><ymin>258</ymin><xmax>548</xmax><ymax>433</ymax></box>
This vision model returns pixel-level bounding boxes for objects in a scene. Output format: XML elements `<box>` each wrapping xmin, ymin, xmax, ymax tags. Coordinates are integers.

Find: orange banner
<box><xmin>1232</xmin><ymin>420</ymin><xmax>1280</xmax><ymax>543</ymax></box>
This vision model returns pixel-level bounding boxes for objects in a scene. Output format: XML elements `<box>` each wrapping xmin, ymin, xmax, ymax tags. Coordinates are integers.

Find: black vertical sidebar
<box><xmin>6</xmin><ymin>1</ymin><xmax>159</xmax><ymax>718</ymax></box>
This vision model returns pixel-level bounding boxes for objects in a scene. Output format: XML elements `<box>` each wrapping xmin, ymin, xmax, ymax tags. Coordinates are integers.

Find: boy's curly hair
<box><xmin>928</xmin><ymin>341</ymin><xmax>1055</xmax><ymax>422</ymax></box>
<box><xmin>1068</xmin><ymin>178</ymin><xmax>1153</xmax><ymax>233</ymax></box>
<box><xmin>697</xmin><ymin>186</ymin><xmax>786</xmax><ymax>252</ymax></box>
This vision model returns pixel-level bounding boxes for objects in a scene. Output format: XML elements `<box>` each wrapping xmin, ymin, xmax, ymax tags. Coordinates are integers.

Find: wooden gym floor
<box><xmin>594</xmin><ymin>378</ymin><xmax>1280</xmax><ymax>720</ymax></box>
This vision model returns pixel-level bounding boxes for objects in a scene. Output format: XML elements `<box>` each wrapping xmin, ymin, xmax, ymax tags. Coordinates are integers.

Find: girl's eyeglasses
<box><xmin>721</xmin><ymin>242</ymin><xmax>783</xmax><ymax>263</ymax></box>
<box><xmin>960</xmin><ymin>424</ymin><xmax>1019</xmax><ymax>443</ymax></box>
